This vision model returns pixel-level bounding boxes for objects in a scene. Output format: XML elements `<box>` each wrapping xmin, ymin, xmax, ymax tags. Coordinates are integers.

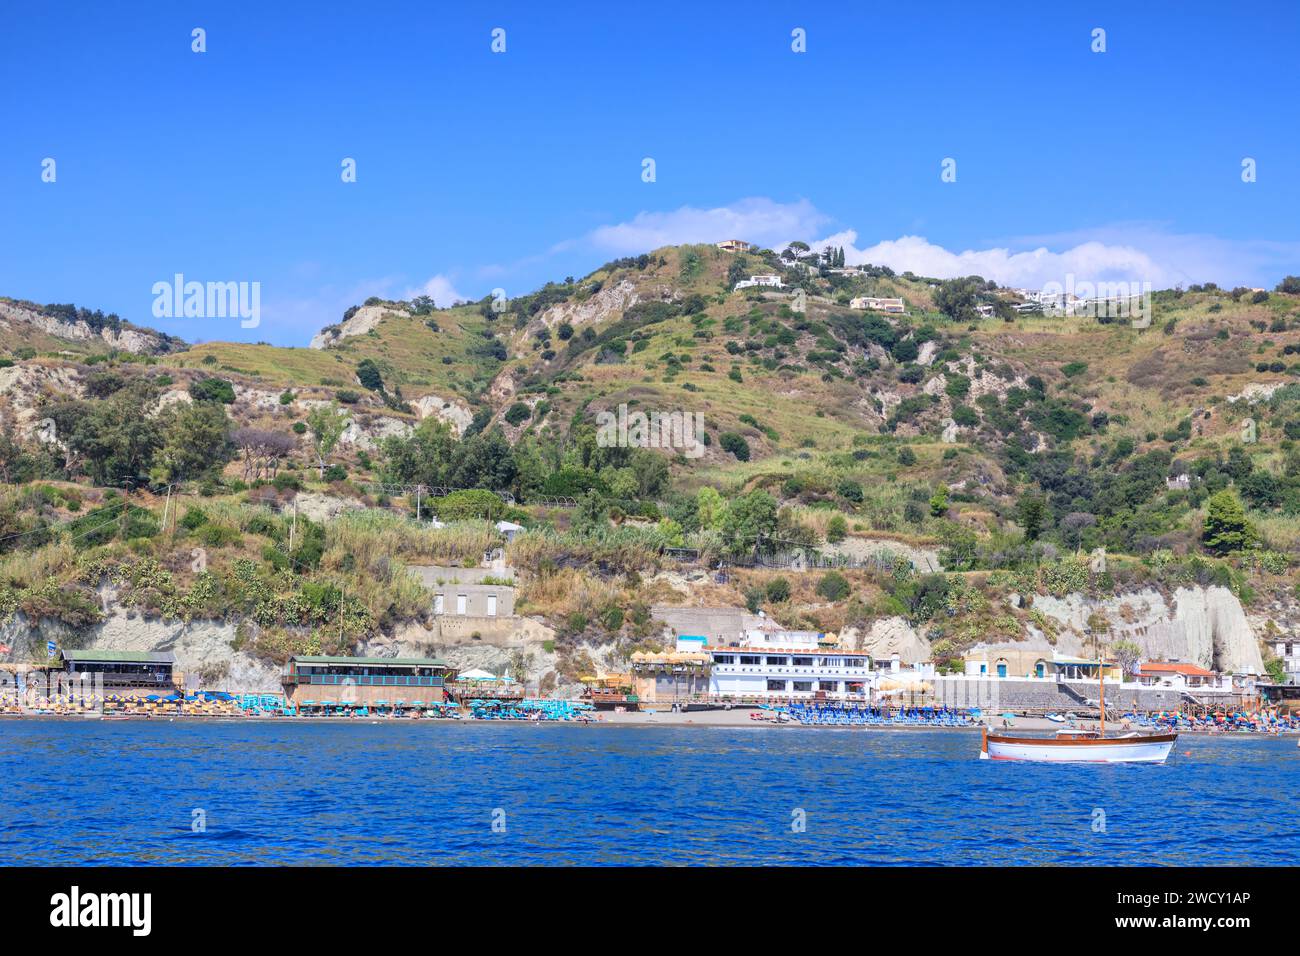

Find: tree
<box><xmin>355</xmin><ymin>359</ymin><xmax>384</xmax><ymax>392</ymax></box>
<box><xmin>816</xmin><ymin>571</ymin><xmax>851</xmax><ymax>601</ymax></box>
<box><xmin>933</xmin><ymin>276</ymin><xmax>986</xmax><ymax>322</ymax></box>
<box><xmin>722</xmin><ymin>490</ymin><xmax>777</xmax><ymax>556</ymax></box>
<box><xmin>47</xmin><ymin>379</ymin><xmax>162</xmax><ymax>485</ymax></box>
<box><xmin>189</xmin><ymin>377</ymin><xmax>236</xmax><ymax>404</ymax></box>
<box><xmin>1110</xmin><ymin>639</ymin><xmax>1141</xmax><ymax>679</ymax></box>
<box><xmin>837</xmin><ymin>479</ymin><xmax>864</xmax><ymax>503</ymax></box>
<box><xmin>155</xmin><ymin>401</ymin><xmax>232</xmax><ymax>482</ymax></box>
<box><xmin>230</xmin><ymin>427</ymin><xmax>295</xmax><ymax>482</ymax></box>
<box><xmin>306</xmin><ymin>402</ymin><xmax>349</xmax><ymax>479</ymax></box>
<box><xmin>1202</xmin><ymin>490</ymin><xmax>1256</xmax><ymax>554</ymax></box>
<box><xmin>435</xmin><ymin>489</ymin><xmax>506</xmax><ymax>521</ymax></box>
<box><xmin>695</xmin><ymin>486</ymin><xmax>726</xmax><ymax>530</ymax></box>
<box><xmin>719</xmin><ymin>432</ymin><xmax>750</xmax><ymax>461</ymax></box>
<box><xmin>1017</xmin><ymin>495</ymin><xmax>1048</xmax><ymax>541</ymax></box>
<box><xmin>766</xmin><ymin>577</ymin><xmax>791</xmax><ymax>602</ymax></box>
<box><xmin>929</xmin><ymin>484</ymin><xmax>949</xmax><ymax>518</ymax></box>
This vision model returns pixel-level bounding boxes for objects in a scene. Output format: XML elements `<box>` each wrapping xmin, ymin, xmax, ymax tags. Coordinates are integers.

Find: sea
<box><xmin>1</xmin><ymin>720</ymin><xmax>1296</xmax><ymax>865</ymax></box>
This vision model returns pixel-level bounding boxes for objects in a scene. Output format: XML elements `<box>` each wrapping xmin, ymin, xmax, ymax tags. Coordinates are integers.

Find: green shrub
<box><xmin>816</xmin><ymin>571</ymin><xmax>851</xmax><ymax>602</ymax></box>
<box><xmin>720</xmin><ymin>432</ymin><xmax>750</xmax><ymax>461</ymax></box>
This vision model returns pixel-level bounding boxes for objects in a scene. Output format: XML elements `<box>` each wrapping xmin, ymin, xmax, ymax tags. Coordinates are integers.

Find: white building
<box><xmin>715</xmin><ymin>239</ymin><xmax>753</xmax><ymax>254</ymax></box>
<box><xmin>1133</xmin><ymin>661</ymin><xmax>1228</xmax><ymax>691</ymax></box>
<box><xmin>1271</xmin><ymin>640</ymin><xmax>1300</xmax><ymax>683</ymax></box>
<box><xmin>733</xmin><ymin>274</ymin><xmax>785</xmax><ymax>291</ymax></box>
<box><xmin>708</xmin><ymin>629</ymin><xmax>872</xmax><ymax>700</ymax></box>
<box><xmin>850</xmin><ymin>295</ymin><xmax>905</xmax><ymax>314</ymax></box>
<box><xmin>495</xmin><ymin>519</ymin><xmax>525</xmax><ymax>543</ymax></box>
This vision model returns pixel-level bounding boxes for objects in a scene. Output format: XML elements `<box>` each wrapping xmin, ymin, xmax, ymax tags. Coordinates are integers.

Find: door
<box><xmin>434</xmin><ymin>594</ymin><xmax>444</xmax><ymax>615</ymax></box>
<box><xmin>996</xmin><ymin>663</ymin><xmax>1007</xmax><ymax>678</ymax></box>
<box><xmin>487</xmin><ymin>594</ymin><xmax>498</xmax><ymax>616</ymax></box>
<box><xmin>456</xmin><ymin>594</ymin><xmax>467</xmax><ymax>615</ymax></box>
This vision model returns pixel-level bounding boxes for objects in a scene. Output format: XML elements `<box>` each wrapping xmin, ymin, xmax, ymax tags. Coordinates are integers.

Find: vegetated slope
<box><xmin>1</xmin><ymin>248</ymin><xmax>1299</xmax><ymax>685</ymax></box>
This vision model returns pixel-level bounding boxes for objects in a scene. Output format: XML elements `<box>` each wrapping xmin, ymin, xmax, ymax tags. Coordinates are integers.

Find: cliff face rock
<box><xmin>824</xmin><ymin>536</ymin><xmax>942</xmax><ymax>573</ymax></box>
<box><xmin>411</xmin><ymin>393</ymin><xmax>473</xmax><ymax>436</ymax></box>
<box><xmin>1030</xmin><ymin>585</ymin><xmax>1265</xmax><ymax>674</ymax></box>
<box><xmin>0</xmin><ymin>609</ymin><xmax>281</xmax><ymax>692</ymax></box>
<box><xmin>533</xmin><ymin>279</ymin><xmax>639</xmax><ymax>335</ymax></box>
<box><xmin>0</xmin><ymin>363</ymin><xmax>83</xmax><ymax>433</ymax></box>
<box><xmin>376</xmin><ymin>616</ymin><xmax>563</xmax><ymax>690</ymax></box>
<box><xmin>845</xmin><ymin>616</ymin><xmax>930</xmax><ymax>664</ymax></box>
<box><xmin>0</xmin><ymin>301</ymin><xmax>179</xmax><ymax>354</ymax></box>
<box><xmin>309</xmin><ymin>304</ymin><xmax>408</xmax><ymax>350</ymax></box>
<box><xmin>338</xmin><ymin>414</ymin><xmax>412</xmax><ymax>451</ymax></box>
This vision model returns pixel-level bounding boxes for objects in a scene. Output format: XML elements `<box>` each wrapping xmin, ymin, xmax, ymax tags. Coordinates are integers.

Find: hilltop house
<box><xmin>849</xmin><ymin>296</ymin><xmax>905</xmax><ymax>314</ymax></box>
<box><xmin>733</xmin><ymin>275</ymin><xmax>785</xmax><ymax>291</ymax></box>
<box><xmin>715</xmin><ymin>239</ymin><xmax>753</xmax><ymax>253</ymax></box>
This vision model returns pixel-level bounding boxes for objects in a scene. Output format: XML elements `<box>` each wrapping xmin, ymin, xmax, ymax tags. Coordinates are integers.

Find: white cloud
<box><xmin>256</xmin><ymin>273</ymin><xmax>465</xmax><ymax>346</ymax></box>
<box><xmin>812</xmin><ymin>225</ymin><xmax>1300</xmax><ymax>290</ymax></box>
<box><xmin>403</xmin><ymin>273</ymin><xmax>467</xmax><ymax>308</ymax></box>
<box><xmin>585</xmin><ymin>197</ymin><xmax>829</xmax><ymax>253</ymax></box>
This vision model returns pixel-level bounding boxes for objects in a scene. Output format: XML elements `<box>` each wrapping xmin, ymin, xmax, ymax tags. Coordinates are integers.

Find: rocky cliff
<box><xmin>1028</xmin><ymin>585</ymin><xmax>1265</xmax><ymax>674</ymax></box>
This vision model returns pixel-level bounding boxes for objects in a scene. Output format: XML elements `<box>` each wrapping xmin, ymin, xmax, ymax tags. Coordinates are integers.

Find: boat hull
<box><xmin>982</xmin><ymin>731</ymin><xmax>1177</xmax><ymax>763</ymax></box>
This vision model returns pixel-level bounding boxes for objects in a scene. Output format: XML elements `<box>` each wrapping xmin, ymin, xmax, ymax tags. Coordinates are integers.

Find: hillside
<box><xmin>1</xmin><ymin>246</ymin><xmax>1299</xmax><ymax>690</ymax></box>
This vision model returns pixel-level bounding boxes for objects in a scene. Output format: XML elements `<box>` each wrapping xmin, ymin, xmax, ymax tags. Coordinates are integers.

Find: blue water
<box><xmin>1</xmin><ymin>721</ymin><xmax>1297</xmax><ymax>865</ymax></box>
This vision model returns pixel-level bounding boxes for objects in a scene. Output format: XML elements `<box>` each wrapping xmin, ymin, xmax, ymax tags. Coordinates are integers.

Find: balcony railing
<box><xmin>285</xmin><ymin>674</ymin><xmax>444</xmax><ymax>687</ymax></box>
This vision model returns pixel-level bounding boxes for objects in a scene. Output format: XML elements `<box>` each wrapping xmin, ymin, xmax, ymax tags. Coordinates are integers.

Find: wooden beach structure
<box><xmin>281</xmin><ymin>655</ymin><xmax>450</xmax><ymax>709</ymax></box>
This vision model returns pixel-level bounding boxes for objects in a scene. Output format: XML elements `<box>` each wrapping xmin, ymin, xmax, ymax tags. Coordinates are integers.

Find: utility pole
<box><xmin>161</xmin><ymin>484</ymin><xmax>173</xmax><ymax>541</ymax></box>
<box><xmin>416</xmin><ymin>485</ymin><xmax>421</xmax><ymax>521</ymax></box>
<box><xmin>289</xmin><ymin>498</ymin><xmax>298</xmax><ymax>553</ymax></box>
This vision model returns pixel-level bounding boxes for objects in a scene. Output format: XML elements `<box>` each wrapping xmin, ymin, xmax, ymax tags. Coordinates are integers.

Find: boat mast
<box><xmin>1099</xmin><ymin>657</ymin><xmax>1106</xmax><ymax>736</ymax></box>
<box><xmin>1096</xmin><ymin>626</ymin><xmax>1106</xmax><ymax>737</ymax></box>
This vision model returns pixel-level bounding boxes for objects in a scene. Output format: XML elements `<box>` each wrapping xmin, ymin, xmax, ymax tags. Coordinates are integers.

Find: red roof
<box><xmin>1139</xmin><ymin>662</ymin><xmax>1215</xmax><ymax>677</ymax></box>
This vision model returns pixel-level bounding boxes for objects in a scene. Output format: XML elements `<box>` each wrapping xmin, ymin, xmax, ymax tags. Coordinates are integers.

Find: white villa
<box><xmin>715</xmin><ymin>239</ymin><xmax>753</xmax><ymax>253</ymax></box>
<box><xmin>849</xmin><ymin>295</ymin><xmax>905</xmax><ymax>314</ymax></box>
<box><xmin>734</xmin><ymin>274</ymin><xmax>785</xmax><ymax>290</ymax></box>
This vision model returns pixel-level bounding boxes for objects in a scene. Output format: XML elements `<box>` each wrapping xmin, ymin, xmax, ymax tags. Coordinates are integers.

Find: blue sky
<box><xmin>1</xmin><ymin>1</ymin><xmax>1297</xmax><ymax>345</ymax></box>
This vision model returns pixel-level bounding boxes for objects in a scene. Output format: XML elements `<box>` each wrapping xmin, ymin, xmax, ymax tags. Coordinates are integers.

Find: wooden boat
<box><xmin>979</xmin><ymin>654</ymin><xmax>1176</xmax><ymax>764</ymax></box>
<box><xmin>981</xmin><ymin>726</ymin><xmax>1177</xmax><ymax>762</ymax></box>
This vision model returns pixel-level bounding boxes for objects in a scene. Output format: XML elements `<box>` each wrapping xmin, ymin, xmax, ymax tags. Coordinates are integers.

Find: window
<box><xmin>765</xmin><ymin>656</ymin><xmax>789</xmax><ymax>666</ymax></box>
<box><xmin>766</xmin><ymin>679</ymin><xmax>788</xmax><ymax>692</ymax></box>
<box><xmin>792</xmin><ymin>657</ymin><xmax>814</xmax><ymax>667</ymax></box>
<box><xmin>714</xmin><ymin>655</ymin><xmax>735</xmax><ymax>665</ymax></box>
<box><xmin>792</xmin><ymin>681</ymin><xmax>812</xmax><ymax>692</ymax></box>
<box><xmin>819</xmin><ymin>681</ymin><xmax>838</xmax><ymax>692</ymax></box>
<box><xmin>740</xmin><ymin>655</ymin><xmax>762</xmax><ymax>665</ymax></box>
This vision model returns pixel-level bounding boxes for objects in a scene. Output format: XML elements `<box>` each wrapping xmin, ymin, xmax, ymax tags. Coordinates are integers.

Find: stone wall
<box><xmin>934</xmin><ymin>676</ymin><xmax>1201</xmax><ymax>713</ymax></box>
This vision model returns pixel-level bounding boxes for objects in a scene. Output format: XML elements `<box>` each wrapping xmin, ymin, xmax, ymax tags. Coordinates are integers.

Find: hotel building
<box><xmin>631</xmin><ymin>631</ymin><xmax>873</xmax><ymax>705</ymax></box>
